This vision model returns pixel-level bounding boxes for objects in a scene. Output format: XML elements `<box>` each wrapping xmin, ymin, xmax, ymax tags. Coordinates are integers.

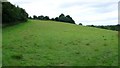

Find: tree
<box><xmin>66</xmin><ymin>15</ymin><xmax>75</xmax><ymax>24</ymax></box>
<box><xmin>57</xmin><ymin>14</ymin><xmax>75</xmax><ymax>24</ymax></box>
<box><xmin>44</xmin><ymin>16</ymin><xmax>49</xmax><ymax>20</ymax></box>
<box><xmin>116</xmin><ymin>24</ymin><xmax>120</xmax><ymax>31</ymax></box>
<box><xmin>33</xmin><ymin>15</ymin><xmax>37</xmax><ymax>19</ymax></box>
<box><xmin>2</xmin><ymin>2</ymin><xmax>28</xmax><ymax>26</ymax></box>
<box><xmin>38</xmin><ymin>15</ymin><xmax>44</xmax><ymax>20</ymax></box>
<box><xmin>58</xmin><ymin>14</ymin><xmax>66</xmax><ymax>22</ymax></box>
<box><xmin>87</xmin><ymin>25</ymin><xmax>95</xmax><ymax>27</ymax></box>
<box><xmin>55</xmin><ymin>17</ymin><xmax>59</xmax><ymax>21</ymax></box>
<box><xmin>51</xmin><ymin>18</ymin><xmax>55</xmax><ymax>21</ymax></box>
<box><xmin>79</xmin><ymin>23</ymin><xmax>82</xmax><ymax>25</ymax></box>
<box><xmin>59</xmin><ymin>13</ymin><xmax>65</xmax><ymax>18</ymax></box>
<box><xmin>28</xmin><ymin>16</ymin><xmax>32</xmax><ymax>19</ymax></box>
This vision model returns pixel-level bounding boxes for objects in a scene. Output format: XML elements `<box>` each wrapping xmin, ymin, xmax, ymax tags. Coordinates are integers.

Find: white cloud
<box><xmin>8</xmin><ymin>0</ymin><xmax>119</xmax><ymax>25</ymax></box>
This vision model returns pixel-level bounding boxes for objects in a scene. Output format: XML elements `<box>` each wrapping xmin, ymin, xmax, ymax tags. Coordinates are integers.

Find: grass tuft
<box><xmin>86</xmin><ymin>43</ymin><xmax>90</xmax><ymax>46</ymax></box>
<box><xmin>103</xmin><ymin>43</ymin><xmax>108</xmax><ymax>46</ymax></box>
<box><xmin>11</xmin><ymin>54</ymin><xmax>23</xmax><ymax>60</ymax></box>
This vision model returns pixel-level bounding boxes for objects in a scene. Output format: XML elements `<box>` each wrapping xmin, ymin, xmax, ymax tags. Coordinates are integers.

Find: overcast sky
<box><xmin>8</xmin><ymin>0</ymin><xmax>119</xmax><ymax>25</ymax></box>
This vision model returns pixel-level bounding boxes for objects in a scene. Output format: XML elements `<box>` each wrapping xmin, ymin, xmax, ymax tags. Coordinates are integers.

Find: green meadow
<box><xmin>2</xmin><ymin>20</ymin><xmax>118</xmax><ymax>66</ymax></box>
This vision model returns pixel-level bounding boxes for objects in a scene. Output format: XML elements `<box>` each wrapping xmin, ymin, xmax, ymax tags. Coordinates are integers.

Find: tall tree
<box><xmin>66</xmin><ymin>15</ymin><xmax>75</xmax><ymax>24</ymax></box>
<box><xmin>33</xmin><ymin>15</ymin><xmax>37</xmax><ymax>19</ymax></box>
<box><xmin>59</xmin><ymin>13</ymin><xmax>65</xmax><ymax>18</ymax></box>
<box><xmin>79</xmin><ymin>23</ymin><xmax>82</xmax><ymax>25</ymax></box>
<box><xmin>55</xmin><ymin>17</ymin><xmax>59</xmax><ymax>21</ymax></box>
<box><xmin>57</xmin><ymin>14</ymin><xmax>75</xmax><ymax>24</ymax></box>
<box><xmin>44</xmin><ymin>16</ymin><xmax>49</xmax><ymax>20</ymax></box>
<box><xmin>38</xmin><ymin>15</ymin><xmax>44</xmax><ymax>20</ymax></box>
<box><xmin>2</xmin><ymin>2</ymin><xmax>28</xmax><ymax>26</ymax></box>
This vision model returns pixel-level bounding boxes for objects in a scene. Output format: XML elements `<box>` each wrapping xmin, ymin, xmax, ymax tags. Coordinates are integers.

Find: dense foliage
<box><xmin>2</xmin><ymin>2</ymin><xmax>28</xmax><ymax>26</ymax></box>
<box><xmin>79</xmin><ymin>23</ymin><xmax>82</xmax><ymax>25</ymax></box>
<box><xmin>52</xmin><ymin>14</ymin><xmax>75</xmax><ymax>24</ymax></box>
<box><xmin>87</xmin><ymin>24</ymin><xmax>120</xmax><ymax>31</ymax></box>
<box><xmin>31</xmin><ymin>15</ymin><xmax>50</xmax><ymax>20</ymax></box>
<box><xmin>30</xmin><ymin>14</ymin><xmax>75</xmax><ymax>24</ymax></box>
<box><xmin>55</xmin><ymin>14</ymin><xmax>75</xmax><ymax>24</ymax></box>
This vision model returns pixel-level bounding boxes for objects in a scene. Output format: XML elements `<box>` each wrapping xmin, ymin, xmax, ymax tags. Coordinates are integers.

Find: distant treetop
<box><xmin>31</xmin><ymin>13</ymin><xmax>76</xmax><ymax>24</ymax></box>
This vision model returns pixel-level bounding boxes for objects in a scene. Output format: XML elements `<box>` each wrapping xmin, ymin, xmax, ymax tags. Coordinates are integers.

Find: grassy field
<box><xmin>2</xmin><ymin>20</ymin><xmax>118</xmax><ymax>66</ymax></box>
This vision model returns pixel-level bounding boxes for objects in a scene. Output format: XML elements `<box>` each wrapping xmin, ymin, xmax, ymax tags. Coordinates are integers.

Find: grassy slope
<box><xmin>0</xmin><ymin>27</ymin><xmax>2</xmax><ymax>67</ymax></box>
<box><xmin>3</xmin><ymin>20</ymin><xmax>118</xmax><ymax>66</ymax></box>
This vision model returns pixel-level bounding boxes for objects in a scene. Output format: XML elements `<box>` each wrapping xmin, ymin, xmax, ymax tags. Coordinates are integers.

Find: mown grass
<box><xmin>2</xmin><ymin>20</ymin><xmax>118</xmax><ymax>66</ymax></box>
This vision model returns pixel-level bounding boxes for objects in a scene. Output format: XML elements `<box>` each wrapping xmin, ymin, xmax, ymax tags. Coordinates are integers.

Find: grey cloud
<box><xmin>89</xmin><ymin>2</ymin><xmax>116</xmax><ymax>8</ymax></box>
<box><xmin>8</xmin><ymin>0</ymin><xmax>118</xmax><ymax>25</ymax></box>
<box><xmin>60</xmin><ymin>2</ymin><xmax>117</xmax><ymax>13</ymax></box>
<box><xmin>90</xmin><ymin>2</ymin><xmax>117</xmax><ymax>13</ymax></box>
<box><xmin>80</xmin><ymin>16</ymin><xmax>117</xmax><ymax>25</ymax></box>
<box><xmin>8</xmin><ymin>0</ymin><xmax>37</xmax><ymax>5</ymax></box>
<box><xmin>60</xmin><ymin>2</ymin><xmax>116</xmax><ymax>8</ymax></box>
<box><xmin>59</xmin><ymin>2</ymin><xmax>89</xmax><ymax>8</ymax></box>
<box><xmin>0</xmin><ymin>0</ymin><xmax>8</xmax><ymax>2</ymax></box>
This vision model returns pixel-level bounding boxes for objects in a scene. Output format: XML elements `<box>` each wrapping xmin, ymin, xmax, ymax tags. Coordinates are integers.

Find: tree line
<box><xmin>29</xmin><ymin>15</ymin><xmax>50</xmax><ymax>20</ymax></box>
<box><xmin>3</xmin><ymin>1</ymin><xmax>119</xmax><ymax>31</ymax></box>
<box><xmin>87</xmin><ymin>24</ymin><xmax>120</xmax><ymax>31</ymax></box>
<box><xmin>29</xmin><ymin>13</ymin><xmax>75</xmax><ymax>24</ymax></box>
<box><xmin>2</xmin><ymin>2</ymin><xmax>76</xmax><ymax>27</ymax></box>
<box><xmin>2</xmin><ymin>2</ymin><xmax>28</xmax><ymax>26</ymax></box>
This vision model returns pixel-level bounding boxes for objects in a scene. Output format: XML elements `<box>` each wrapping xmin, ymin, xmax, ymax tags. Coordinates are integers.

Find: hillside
<box><xmin>2</xmin><ymin>20</ymin><xmax>118</xmax><ymax>66</ymax></box>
